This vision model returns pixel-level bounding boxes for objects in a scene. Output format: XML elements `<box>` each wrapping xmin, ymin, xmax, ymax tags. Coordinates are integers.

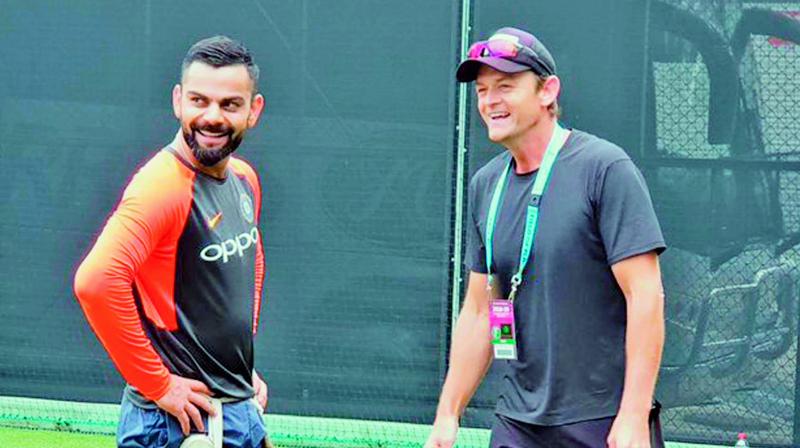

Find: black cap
<box><xmin>456</xmin><ymin>27</ymin><xmax>556</xmax><ymax>82</ymax></box>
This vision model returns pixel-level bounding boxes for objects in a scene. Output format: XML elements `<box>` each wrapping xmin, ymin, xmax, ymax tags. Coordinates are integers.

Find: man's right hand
<box><xmin>425</xmin><ymin>273</ymin><xmax>493</xmax><ymax>448</ymax></box>
<box><xmin>424</xmin><ymin>416</ymin><xmax>459</xmax><ymax>448</ymax></box>
<box><xmin>154</xmin><ymin>374</ymin><xmax>216</xmax><ymax>435</ymax></box>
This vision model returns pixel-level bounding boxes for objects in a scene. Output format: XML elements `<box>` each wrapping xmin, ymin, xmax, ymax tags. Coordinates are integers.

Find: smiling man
<box><xmin>74</xmin><ymin>36</ymin><xmax>269</xmax><ymax>448</ymax></box>
<box><xmin>426</xmin><ymin>27</ymin><xmax>666</xmax><ymax>448</ymax></box>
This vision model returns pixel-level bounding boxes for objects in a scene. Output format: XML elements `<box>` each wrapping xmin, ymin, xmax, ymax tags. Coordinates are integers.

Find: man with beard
<box><xmin>74</xmin><ymin>36</ymin><xmax>269</xmax><ymax>447</ymax></box>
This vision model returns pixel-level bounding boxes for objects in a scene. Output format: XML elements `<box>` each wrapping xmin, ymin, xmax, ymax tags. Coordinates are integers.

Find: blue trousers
<box><xmin>117</xmin><ymin>395</ymin><xmax>267</xmax><ymax>448</ymax></box>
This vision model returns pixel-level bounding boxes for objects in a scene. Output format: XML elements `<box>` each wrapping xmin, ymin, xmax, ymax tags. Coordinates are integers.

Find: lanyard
<box><xmin>485</xmin><ymin>125</ymin><xmax>569</xmax><ymax>301</ymax></box>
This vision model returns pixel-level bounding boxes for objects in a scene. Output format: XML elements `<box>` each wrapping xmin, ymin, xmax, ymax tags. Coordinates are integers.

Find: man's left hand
<box><xmin>607</xmin><ymin>411</ymin><xmax>650</xmax><ymax>448</ymax></box>
<box><xmin>252</xmin><ymin>371</ymin><xmax>268</xmax><ymax>413</ymax></box>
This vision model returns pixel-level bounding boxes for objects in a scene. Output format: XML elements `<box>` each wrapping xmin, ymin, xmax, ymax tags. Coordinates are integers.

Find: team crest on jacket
<box><xmin>240</xmin><ymin>193</ymin><xmax>254</xmax><ymax>224</ymax></box>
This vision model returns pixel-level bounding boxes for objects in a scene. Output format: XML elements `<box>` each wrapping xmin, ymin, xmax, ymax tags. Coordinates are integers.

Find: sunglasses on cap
<box><xmin>467</xmin><ymin>39</ymin><xmax>554</xmax><ymax>77</ymax></box>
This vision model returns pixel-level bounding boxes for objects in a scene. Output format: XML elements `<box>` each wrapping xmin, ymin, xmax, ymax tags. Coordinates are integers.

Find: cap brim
<box><xmin>455</xmin><ymin>57</ymin><xmax>532</xmax><ymax>82</ymax></box>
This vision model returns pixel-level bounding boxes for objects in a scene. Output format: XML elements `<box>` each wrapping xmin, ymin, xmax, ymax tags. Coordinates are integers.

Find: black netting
<box><xmin>646</xmin><ymin>1</ymin><xmax>800</xmax><ymax>445</ymax></box>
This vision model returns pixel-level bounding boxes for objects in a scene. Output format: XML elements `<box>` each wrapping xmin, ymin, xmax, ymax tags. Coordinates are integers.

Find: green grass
<box><xmin>0</xmin><ymin>427</ymin><xmax>115</xmax><ymax>448</ymax></box>
<box><xmin>0</xmin><ymin>426</ymin><xmax>726</xmax><ymax>448</ymax></box>
<box><xmin>0</xmin><ymin>397</ymin><xmax>723</xmax><ymax>448</ymax></box>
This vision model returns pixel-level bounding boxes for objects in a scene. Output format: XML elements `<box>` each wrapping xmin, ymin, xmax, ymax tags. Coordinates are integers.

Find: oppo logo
<box><xmin>200</xmin><ymin>227</ymin><xmax>259</xmax><ymax>263</ymax></box>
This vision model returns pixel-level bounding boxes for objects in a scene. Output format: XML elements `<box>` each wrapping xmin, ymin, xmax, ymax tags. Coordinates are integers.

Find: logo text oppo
<box><xmin>200</xmin><ymin>227</ymin><xmax>259</xmax><ymax>263</ymax></box>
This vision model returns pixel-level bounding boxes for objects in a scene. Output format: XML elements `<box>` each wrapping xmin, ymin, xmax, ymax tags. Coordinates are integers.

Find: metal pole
<box><xmin>637</xmin><ymin>0</ymin><xmax>652</xmax><ymax>162</ymax></box>
<box><xmin>793</xmin><ymin>294</ymin><xmax>800</xmax><ymax>444</ymax></box>
<box><xmin>450</xmin><ymin>0</ymin><xmax>472</xmax><ymax>342</ymax></box>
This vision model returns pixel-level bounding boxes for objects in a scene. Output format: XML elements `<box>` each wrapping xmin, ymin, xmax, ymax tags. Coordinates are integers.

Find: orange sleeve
<box><xmin>253</xmin><ymin>225</ymin><xmax>265</xmax><ymax>335</ymax></box>
<box><xmin>253</xmin><ymin>180</ymin><xmax>265</xmax><ymax>335</ymax></box>
<box><xmin>231</xmin><ymin>157</ymin><xmax>265</xmax><ymax>335</ymax></box>
<box><xmin>74</xmin><ymin>154</ymin><xmax>190</xmax><ymax>401</ymax></box>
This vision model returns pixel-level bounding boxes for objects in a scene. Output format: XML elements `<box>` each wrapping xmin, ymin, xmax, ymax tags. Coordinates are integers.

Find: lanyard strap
<box><xmin>485</xmin><ymin>125</ymin><xmax>569</xmax><ymax>301</ymax></box>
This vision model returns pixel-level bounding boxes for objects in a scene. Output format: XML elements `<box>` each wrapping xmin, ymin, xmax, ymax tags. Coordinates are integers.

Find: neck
<box><xmin>506</xmin><ymin>117</ymin><xmax>557</xmax><ymax>174</ymax></box>
<box><xmin>172</xmin><ymin>130</ymin><xmax>229</xmax><ymax>179</ymax></box>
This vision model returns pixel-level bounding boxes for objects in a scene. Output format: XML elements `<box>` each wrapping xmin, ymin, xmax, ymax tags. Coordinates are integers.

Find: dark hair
<box><xmin>181</xmin><ymin>35</ymin><xmax>260</xmax><ymax>91</ymax></box>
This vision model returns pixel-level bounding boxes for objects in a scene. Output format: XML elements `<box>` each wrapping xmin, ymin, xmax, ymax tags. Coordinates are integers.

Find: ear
<box><xmin>247</xmin><ymin>93</ymin><xmax>265</xmax><ymax>128</ymax></box>
<box><xmin>172</xmin><ymin>84</ymin><xmax>182</xmax><ymax>120</ymax></box>
<box><xmin>538</xmin><ymin>76</ymin><xmax>561</xmax><ymax>109</ymax></box>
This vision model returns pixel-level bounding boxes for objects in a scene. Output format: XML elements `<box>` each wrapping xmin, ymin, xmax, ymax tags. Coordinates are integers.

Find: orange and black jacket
<box><xmin>74</xmin><ymin>146</ymin><xmax>265</xmax><ymax>404</ymax></box>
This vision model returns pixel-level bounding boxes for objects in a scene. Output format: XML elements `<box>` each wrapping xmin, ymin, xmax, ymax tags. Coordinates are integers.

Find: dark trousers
<box><xmin>490</xmin><ymin>413</ymin><xmax>665</xmax><ymax>448</ymax></box>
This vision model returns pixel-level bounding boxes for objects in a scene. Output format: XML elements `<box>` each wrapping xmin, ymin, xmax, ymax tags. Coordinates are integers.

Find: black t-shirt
<box><xmin>466</xmin><ymin>129</ymin><xmax>666</xmax><ymax>425</ymax></box>
<box><xmin>73</xmin><ymin>147</ymin><xmax>265</xmax><ymax>408</ymax></box>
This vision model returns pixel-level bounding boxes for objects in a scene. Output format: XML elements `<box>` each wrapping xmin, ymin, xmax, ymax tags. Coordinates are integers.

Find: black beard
<box><xmin>183</xmin><ymin>127</ymin><xmax>244</xmax><ymax>167</ymax></box>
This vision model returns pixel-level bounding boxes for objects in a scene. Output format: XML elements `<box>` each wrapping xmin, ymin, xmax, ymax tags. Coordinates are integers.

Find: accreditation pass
<box><xmin>489</xmin><ymin>299</ymin><xmax>517</xmax><ymax>360</ymax></box>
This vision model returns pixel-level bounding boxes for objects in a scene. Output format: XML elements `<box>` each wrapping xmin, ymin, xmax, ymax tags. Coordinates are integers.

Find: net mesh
<box><xmin>646</xmin><ymin>0</ymin><xmax>800</xmax><ymax>445</ymax></box>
